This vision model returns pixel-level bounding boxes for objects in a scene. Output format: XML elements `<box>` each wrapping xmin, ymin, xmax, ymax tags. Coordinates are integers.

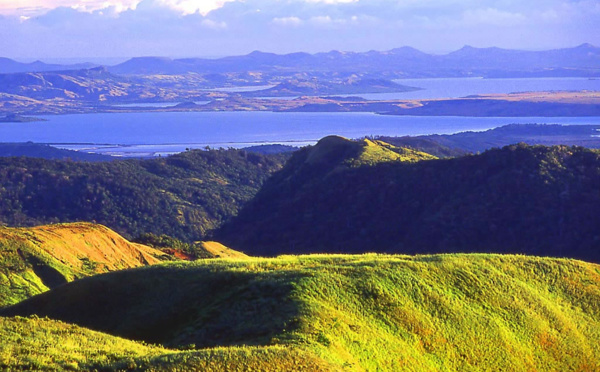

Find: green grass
<box><xmin>351</xmin><ymin>139</ymin><xmax>436</xmax><ymax>166</ymax></box>
<box><xmin>0</xmin><ymin>238</ymin><xmax>73</xmax><ymax>307</ymax></box>
<box><xmin>0</xmin><ymin>316</ymin><xmax>335</xmax><ymax>371</ymax></box>
<box><xmin>2</xmin><ymin>253</ymin><xmax>600</xmax><ymax>371</ymax></box>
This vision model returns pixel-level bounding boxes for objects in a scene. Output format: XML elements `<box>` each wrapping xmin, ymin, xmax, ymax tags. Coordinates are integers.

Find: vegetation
<box><xmin>215</xmin><ymin>140</ymin><xmax>600</xmax><ymax>262</ymax></box>
<box><xmin>0</xmin><ymin>222</ymin><xmax>167</xmax><ymax>307</ymax></box>
<box><xmin>1</xmin><ymin>254</ymin><xmax>599</xmax><ymax>371</ymax></box>
<box><xmin>0</xmin><ymin>148</ymin><xmax>288</xmax><ymax>241</ymax></box>
<box><xmin>369</xmin><ymin>135</ymin><xmax>468</xmax><ymax>158</ymax></box>
<box><xmin>0</xmin><ymin>316</ymin><xmax>333</xmax><ymax>371</ymax></box>
<box><xmin>134</xmin><ymin>232</ymin><xmax>247</xmax><ymax>260</ymax></box>
<box><xmin>0</xmin><ymin>142</ymin><xmax>112</xmax><ymax>161</ymax></box>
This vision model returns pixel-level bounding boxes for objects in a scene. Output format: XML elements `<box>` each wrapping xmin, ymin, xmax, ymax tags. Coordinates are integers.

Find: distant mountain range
<box><xmin>0</xmin><ymin>66</ymin><xmax>129</xmax><ymax>100</ymax></box>
<box><xmin>0</xmin><ymin>57</ymin><xmax>96</xmax><ymax>74</ymax></box>
<box><xmin>107</xmin><ymin>44</ymin><xmax>600</xmax><ymax>77</ymax></box>
<box><xmin>1</xmin><ymin>44</ymin><xmax>599</xmax><ymax>77</ymax></box>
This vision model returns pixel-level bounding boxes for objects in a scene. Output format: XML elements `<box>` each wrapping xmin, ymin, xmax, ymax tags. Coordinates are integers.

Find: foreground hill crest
<box><xmin>1</xmin><ymin>254</ymin><xmax>599</xmax><ymax>371</ymax></box>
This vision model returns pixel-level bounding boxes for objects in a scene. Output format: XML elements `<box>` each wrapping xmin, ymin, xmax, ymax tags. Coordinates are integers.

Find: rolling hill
<box><xmin>0</xmin><ymin>148</ymin><xmax>288</xmax><ymax>242</ymax></box>
<box><xmin>0</xmin><ymin>222</ymin><xmax>167</xmax><ymax>307</ymax></box>
<box><xmin>1</xmin><ymin>254</ymin><xmax>599</xmax><ymax>371</ymax></box>
<box><xmin>214</xmin><ymin>138</ymin><xmax>600</xmax><ymax>262</ymax></box>
<box><xmin>0</xmin><ymin>67</ymin><xmax>128</xmax><ymax>100</ymax></box>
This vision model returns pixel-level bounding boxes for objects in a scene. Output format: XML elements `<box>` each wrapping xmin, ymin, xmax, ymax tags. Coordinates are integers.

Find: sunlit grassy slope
<box><xmin>0</xmin><ymin>222</ymin><xmax>168</xmax><ymax>307</ymax></box>
<box><xmin>195</xmin><ymin>241</ymin><xmax>249</xmax><ymax>259</ymax></box>
<box><xmin>304</xmin><ymin>136</ymin><xmax>436</xmax><ymax>168</ymax></box>
<box><xmin>2</xmin><ymin>253</ymin><xmax>599</xmax><ymax>371</ymax></box>
<box><xmin>0</xmin><ymin>316</ymin><xmax>333</xmax><ymax>371</ymax></box>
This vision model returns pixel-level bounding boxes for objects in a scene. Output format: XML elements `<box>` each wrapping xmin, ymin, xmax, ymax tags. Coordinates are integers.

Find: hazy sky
<box><xmin>0</xmin><ymin>0</ymin><xmax>598</xmax><ymax>60</ymax></box>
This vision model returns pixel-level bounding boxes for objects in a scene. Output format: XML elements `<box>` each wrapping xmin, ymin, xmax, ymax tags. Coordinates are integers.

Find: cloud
<box><xmin>0</xmin><ymin>0</ymin><xmax>234</xmax><ymax>16</ymax></box>
<box><xmin>201</xmin><ymin>18</ymin><xmax>227</xmax><ymax>29</ymax></box>
<box><xmin>0</xmin><ymin>0</ymin><xmax>139</xmax><ymax>16</ymax></box>
<box><xmin>462</xmin><ymin>8</ymin><xmax>526</xmax><ymax>26</ymax></box>
<box><xmin>272</xmin><ymin>16</ymin><xmax>303</xmax><ymax>27</ymax></box>
<box><xmin>153</xmin><ymin>0</ymin><xmax>236</xmax><ymax>16</ymax></box>
<box><xmin>304</xmin><ymin>0</ymin><xmax>357</xmax><ymax>3</ymax></box>
<box><xmin>0</xmin><ymin>0</ymin><xmax>597</xmax><ymax>58</ymax></box>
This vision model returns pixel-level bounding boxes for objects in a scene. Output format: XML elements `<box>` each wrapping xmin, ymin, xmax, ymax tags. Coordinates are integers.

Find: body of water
<box><xmin>2</xmin><ymin>111</ymin><xmax>600</xmax><ymax>156</ymax></box>
<box><xmin>350</xmin><ymin>77</ymin><xmax>600</xmax><ymax>100</ymax></box>
<box><xmin>2</xmin><ymin>78</ymin><xmax>598</xmax><ymax>156</ymax></box>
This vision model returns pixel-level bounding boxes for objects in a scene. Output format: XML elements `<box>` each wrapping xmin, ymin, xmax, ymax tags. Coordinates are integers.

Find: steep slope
<box><xmin>215</xmin><ymin>141</ymin><xmax>600</xmax><ymax>261</ymax></box>
<box><xmin>0</xmin><ymin>222</ymin><xmax>167</xmax><ymax>307</ymax></box>
<box><xmin>1</xmin><ymin>254</ymin><xmax>599</xmax><ymax>371</ymax></box>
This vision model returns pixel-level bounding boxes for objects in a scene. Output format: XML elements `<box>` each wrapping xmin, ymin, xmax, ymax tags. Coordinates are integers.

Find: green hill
<box><xmin>0</xmin><ymin>316</ymin><xmax>333</xmax><ymax>371</ymax></box>
<box><xmin>0</xmin><ymin>222</ymin><xmax>168</xmax><ymax>307</ymax></box>
<box><xmin>214</xmin><ymin>141</ymin><xmax>600</xmax><ymax>262</ymax></box>
<box><xmin>1</xmin><ymin>254</ymin><xmax>599</xmax><ymax>371</ymax></box>
<box><xmin>0</xmin><ymin>148</ymin><xmax>287</xmax><ymax>242</ymax></box>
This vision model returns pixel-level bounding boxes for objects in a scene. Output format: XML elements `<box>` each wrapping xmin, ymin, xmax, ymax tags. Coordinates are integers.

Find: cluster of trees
<box><xmin>0</xmin><ymin>149</ymin><xmax>288</xmax><ymax>241</ymax></box>
<box><xmin>215</xmin><ymin>142</ymin><xmax>600</xmax><ymax>263</ymax></box>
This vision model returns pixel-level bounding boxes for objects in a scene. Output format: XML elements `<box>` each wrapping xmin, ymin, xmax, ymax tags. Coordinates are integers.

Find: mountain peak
<box><xmin>576</xmin><ymin>43</ymin><xmax>596</xmax><ymax>49</ymax></box>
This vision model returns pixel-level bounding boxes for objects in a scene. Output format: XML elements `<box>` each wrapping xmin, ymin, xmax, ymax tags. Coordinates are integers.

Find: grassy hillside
<box><xmin>0</xmin><ymin>316</ymin><xmax>333</xmax><ymax>371</ymax></box>
<box><xmin>215</xmin><ymin>141</ymin><xmax>600</xmax><ymax>262</ymax></box>
<box><xmin>1</xmin><ymin>254</ymin><xmax>599</xmax><ymax>371</ymax></box>
<box><xmin>0</xmin><ymin>222</ymin><xmax>167</xmax><ymax>307</ymax></box>
<box><xmin>132</xmin><ymin>232</ymin><xmax>248</xmax><ymax>260</ymax></box>
<box><xmin>0</xmin><ymin>148</ymin><xmax>287</xmax><ymax>241</ymax></box>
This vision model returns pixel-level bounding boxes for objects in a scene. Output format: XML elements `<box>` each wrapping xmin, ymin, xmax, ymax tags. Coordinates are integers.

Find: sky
<box><xmin>0</xmin><ymin>0</ymin><xmax>598</xmax><ymax>60</ymax></box>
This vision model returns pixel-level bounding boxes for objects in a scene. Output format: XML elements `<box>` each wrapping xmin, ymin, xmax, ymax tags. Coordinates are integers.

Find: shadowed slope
<box><xmin>215</xmin><ymin>142</ymin><xmax>600</xmax><ymax>260</ymax></box>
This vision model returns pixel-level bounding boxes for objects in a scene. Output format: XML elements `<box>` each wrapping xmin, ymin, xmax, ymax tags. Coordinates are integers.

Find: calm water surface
<box><xmin>1</xmin><ymin>111</ymin><xmax>600</xmax><ymax>151</ymax></box>
<box><xmin>1</xmin><ymin>78</ymin><xmax>598</xmax><ymax>156</ymax></box>
<box><xmin>355</xmin><ymin>77</ymin><xmax>600</xmax><ymax>100</ymax></box>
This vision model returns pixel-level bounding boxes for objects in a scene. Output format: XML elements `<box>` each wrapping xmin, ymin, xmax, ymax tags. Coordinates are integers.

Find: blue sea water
<box><xmin>0</xmin><ymin>78</ymin><xmax>597</xmax><ymax>156</ymax></box>
<box><xmin>1</xmin><ymin>112</ymin><xmax>599</xmax><ymax>156</ymax></box>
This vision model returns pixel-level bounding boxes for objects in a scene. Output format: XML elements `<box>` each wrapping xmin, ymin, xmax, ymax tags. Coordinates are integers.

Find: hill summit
<box><xmin>215</xmin><ymin>142</ymin><xmax>600</xmax><ymax>261</ymax></box>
